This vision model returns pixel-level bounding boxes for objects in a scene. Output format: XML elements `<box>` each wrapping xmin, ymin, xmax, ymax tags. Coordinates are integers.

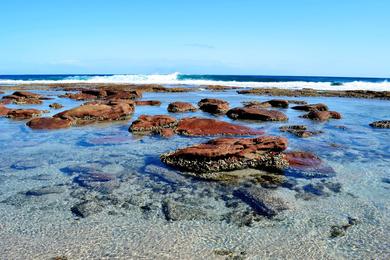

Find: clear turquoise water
<box><xmin>0</xmin><ymin>88</ymin><xmax>389</xmax><ymax>259</ymax></box>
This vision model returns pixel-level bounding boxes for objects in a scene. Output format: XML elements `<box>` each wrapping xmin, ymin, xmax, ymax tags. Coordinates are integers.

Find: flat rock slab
<box><xmin>167</xmin><ymin>102</ymin><xmax>197</xmax><ymax>113</ymax></box>
<box><xmin>161</xmin><ymin>136</ymin><xmax>289</xmax><ymax>173</ymax></box>
<box><xmin>27</xmin><ymin>117</ymin><xmax>72</xmax><ymax>129</ymax></box>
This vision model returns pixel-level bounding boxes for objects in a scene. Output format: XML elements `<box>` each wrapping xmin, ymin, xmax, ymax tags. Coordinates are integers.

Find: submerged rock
<box><xmin>227</xmin><ymin>107</ymin><xmax>288</xmax><ymax>121</ymax></box>
<box><xmin>279</xmin><ymin>125</ymin><xmax>323</xmax><ymax>138</ymax></box>
<box><xmin>198</xmin><ymin>98</ymin><xmax>229</xmax><ymax>114</ymax></box>
<box><xmin>175</xmin><ymin>117</ymin><xmax>264</xmax><ymax>136</ymax></box>
<box><xmin>71</xmin><ymin>200</ymin><xmax>103</xmax><ymax>218</ymax></box>
<box><xmin>162</xmin><ymin>199</ymin><xmax>211</xmax><ymax>221</ymax></box>
<box><xmin>167</xmin><ymin>102</ymin><xmax>197</xmax><ymax>113</ymax></box>
<box><xmin>73</xmin><ymin>172</ymin><xmax>120</xmax><ymax>193</ymax></box>
<box><xmin>291</xmin><ymin>103</ymin><xmax>329</xmax><ymax>111</ymax></box>
<box><xmin>284</xmin><ymin>151</ymin><xmax>336</xmax><ymax>178</ymax></box>
<box><xmin>27</xmin><ymin>117</ymin><xmax>72</xmax><ymax>129</ymax></box>
<box><xmin>161</xmin><ymin>136</ymin><xmax>289</xmax><ymax>173</ymax></box>
<box><xmin>302</xmin><ymin>110</ymin><xmax>341</xmax><ymax>121</ymax></box>
<box><xmin>25</xmin><ymin>186</ymin><xmax>65</xmax><ymax>196</ymax></box>
<box><xmin>233</xmin><ymin>186</ymin><xmax>289</xmax><ymax>218</ymax></box>
<box><xmin>135</xmin><ymin>100</ymin><xmax>161</xmax><ymax>106</ymax></box>
<box><xmin>369</xmin><ymin>120</ymin><xmax>390</xmax><ymax>128</ymax></box>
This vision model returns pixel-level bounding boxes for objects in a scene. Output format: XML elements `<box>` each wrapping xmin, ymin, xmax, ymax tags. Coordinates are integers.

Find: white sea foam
<box><xmin>0</xmin><ymin>72</ymin><xmax>389</xmax><ymax>91</ymax></box>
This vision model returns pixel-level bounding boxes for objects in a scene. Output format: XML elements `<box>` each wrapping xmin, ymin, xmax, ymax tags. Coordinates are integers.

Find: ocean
<box><xmin>0</xmin><ymin>73</ymin><xmax>389</xmax><ymax>91</ymax></box>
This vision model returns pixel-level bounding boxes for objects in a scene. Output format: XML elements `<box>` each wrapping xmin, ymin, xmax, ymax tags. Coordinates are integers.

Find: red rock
<box><xmin>198</xmin><ymin>98</ymin><xmax>229</xmax><ymax>114</ymax></box>
<box><xmin>176</xmin><ymin>117</ymin><xmax>264</xmax><ymax>136</ymax></box>
<box><xmin>158</xmin><ymin>128</ymin><xmax>175</xmax><ymax>137</ymax></box>
<box><xmin>27</xmin><ymin>117</ymin><xmax>72</xmax><ymax>129</ymax></box>
<box><xmin>284</xmin><ymin>151</ymin><xmax>322</xmax><ymax>168</ymax></box>
<box><xmin>167</xmin><ymin>102</ymin><xmax>197</xmax><ymax>113</ymax></box>
<box><xmin>129</xmin><ymin>115</ymin><xmax>178</xmax><ymax>133</ymax></box>
<box><xmin>227</xmin><ymin>107</ymin><xmax>288</xmax><ymax>121</ymax></box>
<box><xmin>54</xmin><ymin>102</ymin><xmax>134</xmax><ymax>124</ymax></box>
<box><xmin>2</xmin><ymin>91</ymin><xmax>45</xmax><ymax>104</ymax></box>
<box><xmin>11</xmin><ymin>91</ymin><xmax>42</xmax><ymax>99</ymax></box>
<box><xmin>6</xmin><ymin>109</ymin><xmax>43</xmax><ymax>119</ymax></box>
<box><xmin>135</xmin><ymin>100</ymin><xmax>161</xmax><ymax>106</ymax></box>
<box><xmin>105</xmin><ymin>90</ymin><xmax>142</xmax><ymax>100</ymax></box>
<box><xmin>291</xmin><ymin>103</ymin><xmax>328</xmax><ymax>111</ymax></box>
<box><xmin>81</xmin><ymin>89</ymin><xmax>107</xmax><ymax>98</ymax></box>
<box><xmin>302</xmin><ymin>110</ymin><xmax>341</xmax><ymax>121</ymax></box>
<box><xmin>61</xmin><ymin>92</ymin><xmax>97</xmax><ymax>100</ymax></box>
<box><xmin>0</xmin><ymin>105</ymin><xmax>11</xmax><ymax>116</ymax></box>
<box><xmin>161</xmin><ymin>136</ymin><xmax>289</xmax><ymax>173</ymax></box>
<box><xmin>49</xmin><ymin>103</ymin><xmax>63</xmax><ymax>109</ymax></box>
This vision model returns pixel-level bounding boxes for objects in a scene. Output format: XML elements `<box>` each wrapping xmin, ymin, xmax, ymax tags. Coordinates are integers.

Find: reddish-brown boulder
<box><xmin>161</xmin><ymin>136</ymin><xmax>289</xmax><ymax>173</ymax></box>
<box><xmin>264</xmin><ymin>99</ymin><xmax>289</xmax><ymax>108</ymax></box>
<box><xmin>27</xmin><ymin>117</ymin><xmax>72</xmax><ymax>129</ymax></box>
<box><xmin>11</xmin><ymin>91</ymin><xmax>42</xmax><ymax>99</ymax></box>
<box><xmin>49</xmin><ymin>103</ymin><xmax>63</xmax><ymax>109</ymax></box>
<box><xmin>167</xmin><ymin>102</ymin><xmax>197</xmax><ymax>113</ymax></box>
<box><xmin>129</xmin><ymin>115</ymin><xmax>178</xmax><ymax>133</ymax></box>
<box><xmin>6</xmin><ymin>109</ymin><xmax>43</xmax><ymax>119</ymax></box>
<box><xmin>61</xmin><ymin>92</ymin><xmax>97</xmax><ymax>100</ymax></box>
<box><xmin>302</xmin><ymin>110</ymin><xmax>341</xmax><ymax>121</ymax></box>
<box><xmin>291</xmin><ymin>103</ymin><xmax>328</xmax><ymax>111</ymax></box>
<box><xmin>284</xmin><ymin>151</ymin><xmax>322</xmax><ymax>168</ymax></box>
<box><xmin>0</xmin><ymin>105</ymin><xmax>11</xmax><ymax>116</ymax></box>
<box><xmin>227</xmin><ymin>107</ymin><xmax>288</xmax><ymax>121</ymax></box>
<box><xmin>105</xmin><ymin>90</ymin><xmax>142</xmax><ymax>100</ymax></box>
<box><xmin>54</xmin><ymin>101</ymin><xmax>134</xmax><ymax>124</ymax></box>
<box><xmin>198</xmin><ymin>98</ymin><xmax>229</xmax><ymax>114</ymax></box>
<box><xmin>135</xmin><ymin>100</ymin><xmax>161</xmax><ymax>106</ymax></box>
<box><xmin>176</xmin><ymin>117</ymin><xmax>264</xmax><ymax>136</ymax></box>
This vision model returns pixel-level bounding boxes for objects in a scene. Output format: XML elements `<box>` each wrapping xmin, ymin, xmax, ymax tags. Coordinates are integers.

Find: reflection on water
<box><xmin>0</xmin><ymin>88</ymin><xmax>389</xmax><ymax>259</ymax></box>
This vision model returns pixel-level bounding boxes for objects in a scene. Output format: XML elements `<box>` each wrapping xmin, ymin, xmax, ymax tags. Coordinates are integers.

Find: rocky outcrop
<box><xmin>291</xmin><ymin>103</ymin><xmax>328</xmax><ymax>111</ymax></box>
<box><xmin>61</xmin><ymin>89</ymin><xmax>142</xmax><ymax>101</ymax></box>
<box><xmin>135</xmin><ymin>100</ymin><xmax>161</xmax><ymax>106</ymax></box>
<box><xmin>161</xmin><ymin>136</ymin><xmax>289</xmax><ymax>173</ymax></box>
<box><xmin>6</xmin><ymin>109</ymin><xmax>43</xmax><ymax>119</ymax></box>
<box><xmin>129</xmin><ymin>115</ymin><xmax>178</xmax><ymax>134</ymax></box>
<box><xmin>167</xmin><ymin>102</ymin><xmax>197</xmax><ymax>113</ymax></box>
<box><xmin>54</xmin><ymin>101</ymin><xmax>134</xmax><ymax>125</ymax></box>
<box><xmin>279</xmin><ymin>125</ymin><xmax>323</xmax><ymax>138</ymax></box>
<box><xmin>227</xmin><ymin>107</ymin><xmax>288</xmax><ymax>121</ymax></box>
<box><xmin>369</xmin><ymin>120</ymin><xmax>390</xmax><ymax>128</ymax></box>
<box><xmin>49</xmin><ymin>103</ymin><xmax>63</xmax><ymax>109</ymax></box>
<box><xmin>2</xmin><ymin>91</ymin><xmax>45</xmax><ymax>104</ymax></box>
<box><xmin>175</xmin><ymin>117</ymin><xmax>264</xmax><ymax>136</ymax></box>
<box><xmin>302</xmin><ymin>110</ymin><xmax>341</xmax><ymax>121</ymax></box>
<box><xmin>27</xmin><ymin>117</ymin><xmax>72</xmax><ymax>129</ymax></box>
<box><xmin>0</xmin><ymin>105</ymin><xmax>10</xmax><ymax>116</ymax></box>
<box><xmin>198</xmin><ymin>98</ymin><xmax>229</xmax><ymax>114</ymax></box>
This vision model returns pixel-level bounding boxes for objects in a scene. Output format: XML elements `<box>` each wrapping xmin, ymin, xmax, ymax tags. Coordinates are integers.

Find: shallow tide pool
<box><xmin>0</xmin><ymin>88</ymin><xmax>389</xmax><ymax>259</ymax></box>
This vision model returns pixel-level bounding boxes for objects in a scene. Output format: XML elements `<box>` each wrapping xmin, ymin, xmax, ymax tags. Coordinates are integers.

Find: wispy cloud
<box><xmin>183</xmin><ymin>43</ymin><xmax>215</xmax><ymax>49</ymax></box>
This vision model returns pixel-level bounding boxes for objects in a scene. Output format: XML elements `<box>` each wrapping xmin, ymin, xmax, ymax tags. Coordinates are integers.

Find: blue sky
<box><xmin>0</xmin><ymin>0</ymin><xmax>389</xmax><ymax>76</ymax></box>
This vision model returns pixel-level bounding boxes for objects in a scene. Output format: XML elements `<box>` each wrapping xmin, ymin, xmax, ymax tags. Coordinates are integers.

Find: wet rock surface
<box><xmin>167</xmin><ymin>102</ymin><xmax>197</xmax><ymax>113</ymax></box>
<box><xmin>54</xmin><ymin>101</ymin><xmax>134</xmax><ymax>125</ymax></box>
<box><xmin>198</xmin><ymin>98</ymin><xmax>229</xmax><ymax>114</ymax></box>
<box><xmin>175</xmin><ymin>117</ymin><xmax>264</xmax><ymax>136</ymax></box>
<box><xmin>369</xmin><ymin>120</ymin><xmax>390</xmax><ymax>128</ymax></box>
<box><xmin>6</xmin><ymin>108</ymin><xmax>44</xmax><ymax>119</ymax></box>
<box><xmin>162</xmin><ymin>199</ymin><xmax>211</xmax><ymax>221</ymax></box>
<box><xmin>161</xmin><ymin>136</ymin><xmax>289</xmax><ymax>173</ymax></box>
<box><xmin>227</xmin><ymin>107</ymin><xmax>288</xmax><ymax>121</ymax></box>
